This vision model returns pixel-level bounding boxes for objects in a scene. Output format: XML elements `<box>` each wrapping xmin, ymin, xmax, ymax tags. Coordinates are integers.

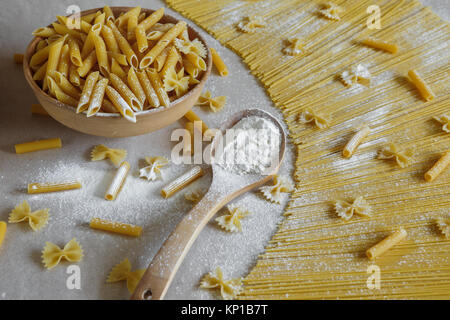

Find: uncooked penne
<box><xmin>154</xmin><ymin>46</ymin><xmax>170</xmax><ymax>72</ymax></box>
<box><xmin>51</xmin><ymin>71</ymin><xmax>81</xmax><ymax>99</ymax></box>
<box><xmin>81</xmin><ymin>23</ymin><xmax>102</xmax><ymax>58</ymax></box>
<box><xmin>361</xmin><ymin>38</ymin><xmax>398</xmax><ymax>54</ymax></box>
<box><xmin>424</xmin><ymin>151</ymin><xmax>450</xmax><ymax>182</ymax></box>
<box><xmin>161</xmin><ymin>166</ymin><xmax>204</xmax><ymax>198</ymax></box>
<box><xmin>127</xmin><ymin>68</ymin><xmax>146</xmax><ymax>107</ymax></box>
<box><xmin>69</xmin><ymin>64</ymin><xmax>81</xmax><ymax>86</ymax></box>
<box><xmin>109</xmin><ymin>73</ymin><xmax>142</xmax><ymax>112</ymax></box>
<box><xmin>108</xmin><ymin>51</ymin><xmax>128</xmax><ymax>66</ymax></box>
<box><xmin>77</xmin><ymin>71</ymin><xmax>99</xmax><ymax>113</ymax></box>
<box><xmin>101</xmin><ymin>25</ymin><xmax>120</xmax><ymax>54</ymax></box>
<box><xmin>87</xmin><ymin>78</ymin><xmax>109</xmax><ymax>117</ymax></box>
<box><xmin>135</xmin><ymin>25</ymin><xmax>148</xmax><ymax>53</ymax></box>
<box><xmin>343</xmin><ymin>126</ymin><xmax>371</xmax><ymax>158</ymax></box>
<box><xmin>105</xmin><ymin>86</ymin><xmax>136</xmax><ymax>123</ymax></box>
<box><xmin>15</xmin><ymin>138</ymin><xmax>62</xmax><ymax>154</ymax></box>
<box><xmin>183</xmin><ymin>58</ymin><xmax>199</xmax><ymax>78</ymax></box>
<box><xmin>184</xmin><ymin>110</ymin><xmax>209</xmax><ymax>134</ymax></box>
<box><xmin>366</xmin><ymin>228</ymin><xmax>407</xmax><ymax>260</ymax></box>
<box><xmin>67</xmin><ymin>37</ymin><xmax>82</xmax><ymax>67</ymax></box>
<box><xmin>0</xmin><ymin>221</ymin><xmax>6</xmax><ymax>250</ymax></box>
<box><xmin>138</xmin><ymin>7</ymin><xmax>164</xmax><ymax>32</ymax></box>
<box><xmin>115</xmin><ymin>6</ymin><xmax>141</xmax><ymax>28</ymax></box>
<box><xmin>45</xmin><ymin>35</ymin><xmax>67</xmax><ymax>86</ymax></box>
<box><xmin>160</xmin><ymin>46</ymin><xmax>180</xmax><ymax>79</ymax></box>
<box><xmin>93</xmin><ymin>33</ymin><xmax>110</xmax><ymax>76</ymax></box>
<box><xmin>107</xmin><ymin>20</ymin><xmax>138</xmax><ymax>69</ymax></box>
<box><xmin>103</xmin><ymin>5</ymin><xmax>115</xmax><ymax>22</ymax></box>
<box><xmin>30</xmin><ymin>45</ymin><xmax>50</xmax><ymax>68</ymax></box>
<box><xmin>28</xmin><ymin>180</ymin><xmax>82</xmax><ymax>194</ymax></box>
<box><xmin>89</xmin><ymin>217</ymin><xmax>142</xmax><ymax>237</ymax></box>
<box><xmin>146</xmin><ymin>68</ymin><xmax>171</xmax><ymax>107</ymax></box>
<box><xmin>186</xmin><ymin>52</ymin><xmax>206</xmax><ymax>71</ymax></box>
<box><xmin>140</xmin><ymin>21</ymin><xmax>187</xmax><ymax>69</ymax></box>
<box><xmin>32</xmin><ymin>27</ymin><xmax>56</xmax><ymax>37</ymax></box>
<box><xmin>127</xmin><ymin>12</ymin><xmax>139</xmax><ymax>41</ymax></box>
<box><xmin>57</xmin><ymin>44</ymin><xmax>70</xmax><ymax>77</ymax></box>
<box><xmin>77</xmin><ymin>50</ymin><xmax>97</xmax><ymax>77</ymax></box>
<box><xmin>136</xmin><ymin>70</ymin><xmax>160</xmax><ymax>108</ymax></box>
<box><xmin>33</xmin><ymin>62</ymin><xmax>48</xmax><ymax>81</ymax></box>
<box><xmin>105</xmin><ymin>161</ymin><xmax>130</xmax><ymax>201</ymax></box>
<box><xmin>111</xmin><ymin>58</ymin><xmax>127</xmax><ymax>79</ymax></box>
<box><xmin>408</xmin><ymin>69</ymin><xmax>435</xmax><ymax>101</ymax></box>
<box><xmin>210</xmin><ymin>47</ymin><xmax>228</xmax><ymax>76</ymax></box>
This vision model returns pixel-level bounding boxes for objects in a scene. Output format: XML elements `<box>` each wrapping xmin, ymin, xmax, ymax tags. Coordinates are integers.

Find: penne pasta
<box><xmin>424</xmin><ymin>151</ymin><xmax>450</xmax><ymax>182</ymax></box>
<box><xmin>102</xmin><ymin>99</ymin><xmax>118</xmax><ymax>113</ymax></box>
<box><xmin>67</xmin><ymin>37</ymin><xmax>82</xmax><ymax>67</ymax></box>
<box><xmin>103</xmin><ymin>6</ymin><xmax>115</xmax><ymax>22</ymax></box>
<box><xmin>15</xmin><ymin>138</ymin><xmax>62</xmax><ymax>154</ymax></box>
<box><xmin>127</xmin><ymin>68</ymin><xmax>146</xmax><ymax>108</ymax></box>
<box><xmin>111</xmin><ymin>57</ymin><xmax>127</xmax><ymax>79</ymax></box>
<box><xmin>127</xmin><ymin>12</ymin><xmax>139</xmax><ymax>41</ymax></box>
<box><xmin>186</xmin><ymin>52</ymin><xmax>206</xmax><ymax>71</ymax></box>
<box><xmin>138</xmin><ymin>7</ymin><xmax>164</xmax><ymax>32</ymax></box>
<box><xmin>51</xmin><ymin>71</ymin><xmax>81</xmax><ymax>99</ymax></box>
<box><xmin>94</xmin><ymin>12</ymin><xmax>106</xmax><ymax>25</ymax></box>
<box><xmin>77</xmin><ymin>50</ymin><xmax>97</xmax><ymax>77</ymax></box>
<box><xmin>101</xmin><ymin>25</ymin><xmax>120</xmax><ymax>54</ymax></box>
<box><xmin>69</xmin><ymin>64</ymin><xmax>81</xmax><ymax>86</ymax></box>
<box><xmin>136</xmin><ymin>70</ymin><xmax>160</xmax><ymax>108</ymax></box>
<box><xmin>81</xmin><ymin>23</ymin><xmax>102</xmax><ymax>58</ymax></box>
<box><xmin>105</xmin><ymin>161</ymin><xmax>130</xmax><ymax>200</ymax></box>
<box><xmin>32</xmin><ymin>27</ymin><xmax>56</xmax><ymax>37</ymax></box>
<box><xmin>30</xmin><ymin>45</ymin><xmax>50</xmax><ymax>68</ymax></box>
<box><xmin>343</xmin><ymin>126</ymin><xmax>371</xmax><ymax>158</ymax></box>
<box><xmin>0</xmin><ymin>221</ymin><xmax>6</xmax><ymax>250</ymax></box>
<box><xmin>161</xmin><ymin>166</ymin><xmax>204</xmax><ymax>198</ymax></box>
<box><xmin>183</xmin><ymin>58</ymin><xmax>199</xmax><ymax>78</ymax></box>
<box><xmin>109</xmin><ymin>73</ymin><xmax>142</xmax><ymax>112</ymax></box>
<box><xmin>146</xmin><ymin>30</ymin><xmax>163</xmax><ymax>41</ymax></box>
<box><xmin>105</xmin><ymin>86</ymin><xmax>136</xmax><ymax>122</ymax></box>
<box><xmin>361</xmin><ymin>38</ymin><xmax>398</xmax><ymax>54</ymax></box>
<box><xmin>54</xmin><ymin>86</ymin><xmax>79</xmax><ymax>107</ymax></box>
<box><xmin>107</xmin><ymin>51</ymin><xmax>128</xmax><ymax>66</ymax></box>
<box><xmin>184</xmin><ymin>110</ymin><xmax>209</xmax><ymax>133</ymax></box>
<box><xmin>33</xmin><ymin>62</ymin><xmax>48</xmax><ymax>81</ymax></box>
<box><xmin>89</xmin><ymin>217</ymin><xmax>142</xmax><ymax>237</ymax></box>
<box><xmin>107</xmin><ymin>20</ymin><xmax>138</xmax><ymax>69</ymax></box>
<box><xmin>57</xmin><ymin>44</ymin><xmax>70</xmax><ymax>77</ymax></box>
<box><xmin>160</xmin><ymin>46</ymin><xmax>180</xmax><ymax>79</ymax></box>
<box><xmin>87</xmin><ymin>78</ymin><xmax>109</xmax><ymax>117</ymax></box>
<box><xmin>36</xmin><ymin>39</ymin><xmax>47</xmax><ymax>51</ymax></box>
<box><xmin>77</xmin><ymin>71</ymin><xmax>99</xmax><ymax>113</ymax></box>
<box><xmin>154</xmin><ymin>46</ymin><xmax>171</xmax><ymax>72</ymax></box>
<box><xmin>146</xmin><ymin>68</ymin><xmax>171</xmax><ymax>107</ymax></box>
<box><xmin>45</xmin><ymin>35</ymin><xmax>67</xmax><ymax>86</ymax></box>
<box><xmin>408</xmin><ymin>69</ymin><xmax>435</xmax><ymax>101</ymax></box>
<box><xmin>210</xmin><ymin>47</ymin><xmax>228</xmax><ymax>76</ymax></box>
<box><xmin>13</xmin><ymin>53</ymin><xmax>24</xmax><ymax>64</ymax></box>
<box><xmin>135</xmin><ymin>25</ymin><xmax>148</xmax><ymax>53</ymax></box>
<box><xmin>115</xmin><ymin>6</ymin><xmax>141</xmax><ymax>28</ymax></box>
<box><xmin>81</xmin><ymin>11</ymin><xmax>101</xmax><ymax>24</ymax></box>
<box><xmin>52</xmin><ymin>22</ymin><xmax>84</xmax><ymax>41</ymax></box>
<box><xmin>28</xmin><ymin>180</ymin><xmax>82</xmax><ymax>194</ymax></box>
<box><xmin>93</xmin><ymin>33</ymin><xmax>110</xmax><ymax>76</ymax></box>
<box><xmin>366</xmin><ymin>228</ymin><xmax>407</xmax><ymax>260</ymax></box>
<box><xmin>140</xmin><ymin>21</ymin><xmax>187</xmax><ymax>69</ymax></box>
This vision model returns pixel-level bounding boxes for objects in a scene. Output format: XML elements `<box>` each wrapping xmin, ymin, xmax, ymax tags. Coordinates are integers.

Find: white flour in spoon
<box><xmin>216</xmin><ymin>116</ymin><xmax>281</xmax><ymax>175</ymax></box>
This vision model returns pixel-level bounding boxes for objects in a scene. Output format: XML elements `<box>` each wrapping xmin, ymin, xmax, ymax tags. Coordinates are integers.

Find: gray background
<box><xmin>0</xmin><ymin>0</ymin><xmax>447</xmax><ymax>299</ymax></box>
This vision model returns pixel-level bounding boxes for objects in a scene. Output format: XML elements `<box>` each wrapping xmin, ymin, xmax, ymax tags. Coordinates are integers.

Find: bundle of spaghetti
<box><xmin>166</xmin><ymin>0</ymin><xmax>450</xmax><ymax>299</ymax></box>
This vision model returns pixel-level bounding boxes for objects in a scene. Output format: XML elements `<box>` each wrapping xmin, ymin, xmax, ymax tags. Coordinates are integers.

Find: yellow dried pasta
<box><xmin>107</xmin><ymin>258</ymin><xmax>145</xmax><ymax>293</ymax></box>
<box><xmin>200</xmin><ymin>267</ymin><xmax>243</xmax><ymax>300</ymax></box>
<box><xmin>433</xmin><ymin>114</ymin><xmax>450</xmax><ymax>133</ymax></box>
<box><xmin>283</xmin><ymin>38</ymin><xmax>305</xmax><ymax>56</ymax></box>
<box><xmin>8</xmin><ymin>200</ymin><xmax>49</xmax><ymax>231</ymax></box>
<box><xmin>91</xmin><ymin>144</ymin><xmax>127</xmax><ymax>166</ymax></box>
<box><xmin>237</xmin><ymin>16</ymin><xmax>265</xmax><ymax>33</ymax></box>
<box><xmin>334</xmin><ymin>196</ymin><xmax>372</xmax><ymax>221</ymax></box>
<box><xmin>298</xmin><ymin>108</ymin><xmax>331</xmax><ymax>129</ymax></box>
<box><xmin>139</xmin><ymin>156</ymin><xmax>169</xmax><ymax>181</ymax></box>
<box><xmin>436</xmin><ymin>219</ymin><xmax>449</xmax><ymax>239</ymax></box>
<box><xmin>318</xmin><ymin>2</ymin><xmax>343</xmax><ymax>21</ymax></box>
<box><xmin>89</xmin><ymin>217</ymin><xmax>142</xmax><ymax>237</ymax></box>
<box><xmin>424</xmin><ymin>151</ymin><xmax>450</xmax><ymax>182</ymax></box>
<box><xmin>163</xmin><ymin>67</ymin><xmax>190</xmax><ymax>97</ymax></box>
<box><xmin>259</xmin><ymin>175</ymin><xmax>294</xmax><ymax>204</ymax></box>
<box><xmin>196</xmin><ymin>91</ymin><xmax>226</xmax><ymax>112</ymax></box>
<box><xmin>42</xmin><ymin>238</ymin><xmax>83</xmax><ymax>269</ymax></box>
<box><xmin>340</xmin><ymin>64</ymin><xmax>371</xmax><ymax>87</ymax></box>
<box><xmin>215</xmin><ymin>204</ymin><xmax>252</xmax><ymax>233</ymax></box>
<box><xmin>378</xmin><ymin>143</ymin><xmax>414</xmax><ymax>168</ymax></box>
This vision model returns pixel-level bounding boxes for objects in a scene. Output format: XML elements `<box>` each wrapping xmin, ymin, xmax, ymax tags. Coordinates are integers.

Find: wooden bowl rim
<box><xmin>23</xmin><ymin>6</ymin><xmax>212</xmax><ymax>119</ymax></box>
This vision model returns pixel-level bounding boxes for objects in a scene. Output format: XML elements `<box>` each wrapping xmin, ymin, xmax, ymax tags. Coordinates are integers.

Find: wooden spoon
<box><xmin>131</xmin><ymin>109</ymin><xmax>286</xmax><ymax>300</ymax></box>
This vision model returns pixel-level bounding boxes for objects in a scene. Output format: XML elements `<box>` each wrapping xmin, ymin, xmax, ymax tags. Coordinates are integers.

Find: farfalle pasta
<box><xmin>318</xmin><ymin>2</ymin><xmax>343</xmax><ymax>21</ymax></box>
<box><xmin>196</xmin><ymin>91</ymin><xmax>226</xmax><ymax>112</ymax></box>
<box><xmin>215</xmin><ymin>204</ymin><xmax>252</xmax><ymax>233</ymax></box>
<box><xmin>174</xmin><ymin>38</ymin><xmax>207</xmax><ymax>58</ymax></box>
<box><xmin>42</xmin><ymin>238</ymin><xmax>83</xmax><ymax>269</ymax></box>
<box><xmin>163</xmin><ymin>67</ymin><xmax>190</xmax><ymax>97</ymax></box>
<box><xmin>340</xmin><ymin>64</ymin><xmax>371</xmax><ymax>87</ymax></box>
<box><xmin>237</xmin><ymin>16</ymin><xmax>265</xmax><ymax>33</ymax></box>
<box><xmin>378</xmin><ymin>143</ymin><xmax>414</xmax><ymax>168</ymax></box>
<box><xmin>334</xmin><ymin>196</ymin><xmax>372</xmax><ymax>221</ymax></box>
<box><xmin>259</xmin><ymin>175</ymin><xmax>294</xmax><ymax>204</ymax></box>
<box><xmin>107</xmin><ymin>258</ymin><xmax>145</xmax><ymax>293</ymax></box>
<box><xmin>433</xmin><ymin>114</ymin><xmax>450</xmax><ymax>133</ymax></box>
<box><xmin>436</xmin><ymin>219</ymin><xmax>449</xmax><ymax>239</ymax></box>
<box><xmin>298</xmin><ymin>108</ymin><xmax>331</xmax><ymax>129</ymax></box>
<box><xmin>283</xmin><ymin>38</ymin><xmax>305</xmax><ymax>56</ymax></box>
<box><xmin>91</xmin><ymin>144</ymin><xmax>127</xmax><ymax>166</ymax></box>
<box><xmin>200</xmin><ymin>267</ymin><xmax>243</xmax><ymax>300</ymax></box>
<box><xmin>8</xmin><ymin>200</ymin><xmax>49</xmax><ymax>231</ymax></box>
<box><xmin>139</xmin><ymin>156</ymin><xmax>169</xmax><ymax>181</ymax></box>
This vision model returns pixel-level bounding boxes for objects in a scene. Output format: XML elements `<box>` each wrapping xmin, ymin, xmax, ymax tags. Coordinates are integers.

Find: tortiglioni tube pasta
<box><xmin>0</xmin><ymin>221</ymin><xmax>6</xmax><ymax>250</ymax></box>
<box><xmin>15</xmin><ymin>138</ymin><xmax>62</xmax><ymax>154</ymax></box>
<box><xmin>89</xmin><ymin>217</ymin><xmax>142</xmax><ymax>237</ymax></box>
<box><xmin>366</xmin><ymin>228</ymin><xmax>407</xmax><ymax>260</ymax></box>
<box><xmin>424</xmin><ymin>151</ymin><xmax>450</xmax><ymax>182</ymax></box>
<box><xmin>210</xmin><ymin>48</ymin><xmax>228</xmax><ymax>76</ymax></box>
<box><xmin>105</xmin><ymin>161</ymin><xmax>130</xmax><ymax>200</ymax></box>
<box><xmin>28</xmin><ymin>180</ymin><xmax>82</xmax><ymax>194</ymax></box>
<box><xmin>343</xmin><ymin>126</ymin><xmax>371</xmax><ymax>158</ymax></box>
<box><xmin>161</xmin><ymin>166</ymin><xmax>204</xmax><ymax>198</ymax></box>
<box><xmin>408</xmin><ymin>69</ymin><xmax>435</xmax><ymax>101</ymax></box>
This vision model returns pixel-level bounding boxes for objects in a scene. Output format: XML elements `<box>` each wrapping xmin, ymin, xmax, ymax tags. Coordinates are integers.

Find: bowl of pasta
<box><xmin>23</xmin><ymin>6</ymin><xmax>212</xmax><ymax>137</ymax></box>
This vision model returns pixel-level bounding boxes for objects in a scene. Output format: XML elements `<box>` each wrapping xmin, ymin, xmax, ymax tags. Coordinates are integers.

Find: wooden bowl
<box><xmin>23</xmin><ymin>7</ymin><xmax>212</xmax><ymax>138</ymax></box>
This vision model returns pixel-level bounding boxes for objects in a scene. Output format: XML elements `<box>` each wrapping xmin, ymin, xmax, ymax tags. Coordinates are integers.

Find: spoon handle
<box><xmin>131</xmin><ymin>189</ymin><xmax>226</xmax><ymax>300</ymax></box>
